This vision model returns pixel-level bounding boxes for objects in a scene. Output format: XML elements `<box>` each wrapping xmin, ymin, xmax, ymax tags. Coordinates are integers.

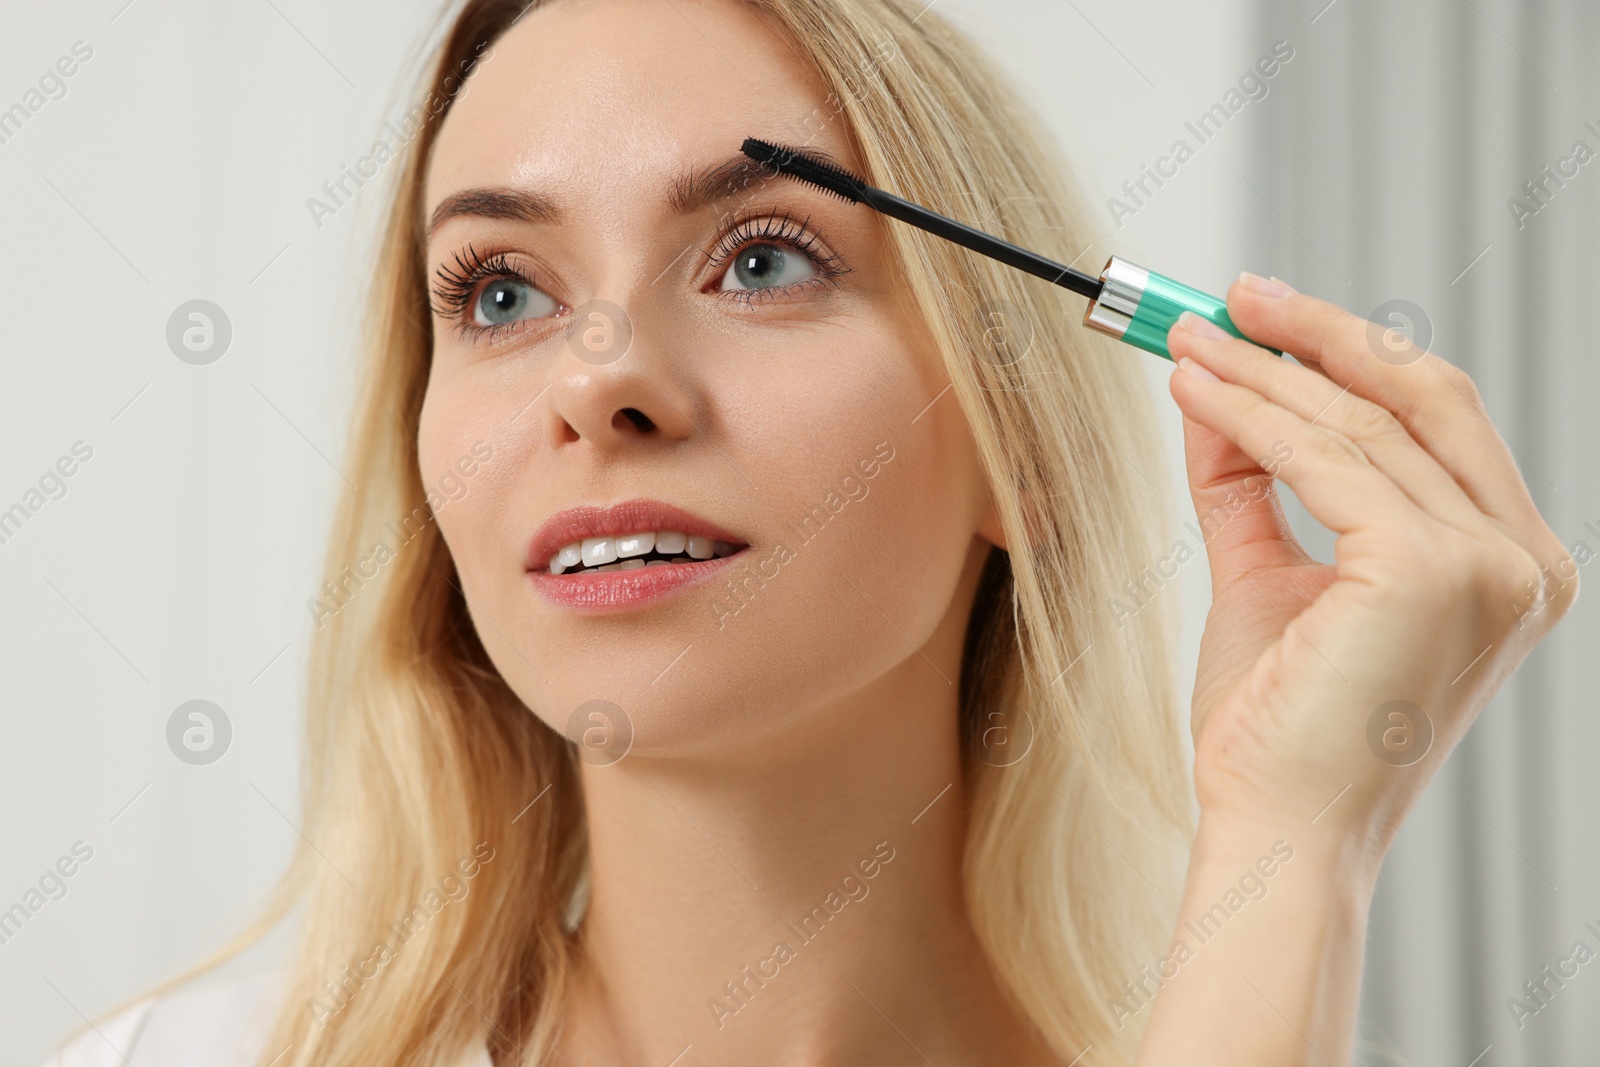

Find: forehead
<box><xmin>425</xmin><ymin>0</ymin><xmax>859</xmax><ymax>223</ymax></box>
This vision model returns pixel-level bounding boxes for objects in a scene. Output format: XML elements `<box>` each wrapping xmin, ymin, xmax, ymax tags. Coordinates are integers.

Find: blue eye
<box><xmin>431</xmin><ymin>245</ymin><xmax>567</xmax><ymax>337</ymax></box>
<box><xmin>475</xmin><ymin>278</ymin><xmax>558</xmax><ymax>327</ymax></box>
<box><xmin>718</xmin><ymin>241</ymin><xmax>819</xmax><ymax>293</ymax></box>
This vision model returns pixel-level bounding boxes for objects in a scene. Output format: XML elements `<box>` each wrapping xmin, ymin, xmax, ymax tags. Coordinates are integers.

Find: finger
<box><xmin>1288</xmin><ymin>352</ymin><xmax>1334</xmax><ymax>382</ymax></box>
<box><xmin>1165</xmin><ymin>321</ymin><xmax>1317</xmax><ymax>579</ymax></box>
<box><xmin>1171</xmin><ymin>394</ymin><xmax>1314</xmax><ymax>580</ymax></box>
<box><xmin>1261</xmin><ymin>278</ymin><xmax>1334</xmax><ymax>382</ymax></box>
<box><xmin>1170</xmin><ymin>313</ymin><xmax>1491</xmax><ymax>539</ymax></box>
<box><xmin>1168</xmin><ymin>355</ymin><xmax>1424</xmax><ymax>542</ymax></box>
<box><xmin>1223</xmin><ymin>274</ymin><xmax>1545</xmax><ymax>535</ymax></box>
<box><xmin>1225</xmin><ymin>276</ymin><xmax>1575</xmax><ymax>610</ymax></box>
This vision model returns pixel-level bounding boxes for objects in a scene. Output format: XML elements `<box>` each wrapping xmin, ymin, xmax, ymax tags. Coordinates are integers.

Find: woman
<box><xmin>44</xmin><ymin>0</ymin><xmax>1578</xmax><ymax>1064</ymax></box>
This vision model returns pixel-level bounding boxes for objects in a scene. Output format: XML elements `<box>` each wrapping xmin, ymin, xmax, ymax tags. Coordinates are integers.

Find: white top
<box><xmin>34</xmin><ymin>970</ymin><xmax>492</xmax><ymax>1067</ymax></box>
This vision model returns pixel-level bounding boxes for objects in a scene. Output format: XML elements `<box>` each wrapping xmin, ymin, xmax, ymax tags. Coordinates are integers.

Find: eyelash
<box><xmin>703</xmin><ymin>209</ymin><xmax>850</xmax><ymax>305</ymax></box>
<box><xmin>428</xmin><ymin>213</ymin><xmax>848</xmax><ymax>339</ymax></box>
<box><xmin>429</xmin><ymin>245</ymin><xmax>542</xmax><ymax>342</ymax></box>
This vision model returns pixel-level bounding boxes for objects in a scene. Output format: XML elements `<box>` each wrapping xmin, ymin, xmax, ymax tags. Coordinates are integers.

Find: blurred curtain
<box><xmin>1248</xmin><ymin>1</ymin><xmax>1600</xmax><ymax>1065</ymax></box>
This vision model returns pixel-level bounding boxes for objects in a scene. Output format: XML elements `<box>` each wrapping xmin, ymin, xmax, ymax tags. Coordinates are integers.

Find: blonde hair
<box><xmin>67</xmin><ymin>1</ymin><xmax>1192</xmax><ymax>1063</ymax></box>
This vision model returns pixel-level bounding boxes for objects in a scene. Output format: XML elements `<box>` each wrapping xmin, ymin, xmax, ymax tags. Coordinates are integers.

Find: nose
<box><xmin>541</xmin><ymin>301</ymin><xmax>698</xmax><ymax>451</ymax></box>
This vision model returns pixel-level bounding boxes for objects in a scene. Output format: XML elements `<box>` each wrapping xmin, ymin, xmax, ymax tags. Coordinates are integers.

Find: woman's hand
<box><xmin>1129</xmin><ymin>274</ymin><xmax>1578</xmax><ymax>1067</ymax></box>
<box><xmin>1165</xmin><ymin>273</ymin><xmax>1578</xmax><ymax>867</ymax></box>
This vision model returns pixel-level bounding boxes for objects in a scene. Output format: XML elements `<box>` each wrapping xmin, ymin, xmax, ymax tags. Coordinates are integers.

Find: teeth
<box><xmin>617</xmin><ymin>531</ymin><xmax>655</xmax><ymax>558</ymax></box>
<box><xmin>546</xmin><ymin>529</ymin><xmax>742</xmax><ymax>574</ymax></box>
<box><xmin>549</xmin><ymin>540</ymin><xmax>582</xmax><ymax>575</ymax></box>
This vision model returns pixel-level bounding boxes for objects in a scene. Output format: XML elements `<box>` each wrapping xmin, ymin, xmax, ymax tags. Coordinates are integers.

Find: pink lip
<box><xmin>529</xmin><ymin>554</ymin><xmax>746</xmax><ymax>612</ymax></box>
<box><xmin>525</xmin><ymin>498</ymin><xmax>749</xmax><ymax>614</ymax></box>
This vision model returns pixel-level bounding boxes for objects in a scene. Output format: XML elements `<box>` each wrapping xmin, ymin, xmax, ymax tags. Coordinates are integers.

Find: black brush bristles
<box><xmin>741</xmin><ymin>138</ymin><xmax>867</xmax><ymax>203</ymax></box>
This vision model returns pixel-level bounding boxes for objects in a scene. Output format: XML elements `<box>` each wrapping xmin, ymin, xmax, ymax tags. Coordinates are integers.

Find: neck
<box><xmin>553</xmin><ymin>543</ymin><xmax>1059</xmax><ymax>1066</ymax></box>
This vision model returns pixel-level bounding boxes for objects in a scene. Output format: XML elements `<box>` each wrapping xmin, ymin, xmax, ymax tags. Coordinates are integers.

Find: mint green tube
<box><xmin>1082</xmin><ymin>256</ymin><xmax>1283</xmax><ymax>362</ymax></box>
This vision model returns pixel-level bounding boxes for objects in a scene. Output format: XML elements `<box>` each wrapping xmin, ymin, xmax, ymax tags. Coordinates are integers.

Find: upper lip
<box><xmin>525</xmin><ymin>498</ymin><xmax>749</xmax><ymax>571</ymax></box>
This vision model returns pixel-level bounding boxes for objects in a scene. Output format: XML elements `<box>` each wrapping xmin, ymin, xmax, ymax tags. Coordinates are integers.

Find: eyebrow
<box><xmin>426</xmin><ymin>148</ymin><xmax>847</xmax><ymax>237</ymax></box>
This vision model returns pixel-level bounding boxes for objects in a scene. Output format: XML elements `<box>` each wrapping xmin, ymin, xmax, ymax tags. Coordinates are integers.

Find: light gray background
<box><xmin>2</xmin><ymin>1</ymin><xmax>1595</xmax><ymax>1065</ymax></box>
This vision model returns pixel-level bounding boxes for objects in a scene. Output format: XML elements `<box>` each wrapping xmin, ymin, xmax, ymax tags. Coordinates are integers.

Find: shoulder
<box><xmin>36</xmin><ymin>970</ymin><xmax>283</xmax><ymax>1067</ymax></box>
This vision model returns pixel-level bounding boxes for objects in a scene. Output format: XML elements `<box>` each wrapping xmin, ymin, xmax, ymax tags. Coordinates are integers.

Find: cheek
<box><xmin>416</xmin><ymin>368</ymin><xmax>536</xmax><ymax>599</ymax></box>
<box><xmin>688</xmin><ymin>329</ymin><xmax>982</xmax><ymax>713</ymax></box>
<box><xmin>417</xmin><ymin>364</ymin><xmax>472</xmax><ymax>495</ymax></box>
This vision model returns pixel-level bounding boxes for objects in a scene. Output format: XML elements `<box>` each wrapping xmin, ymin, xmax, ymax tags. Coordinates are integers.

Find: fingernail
<box><xmin>1176</xmin><ymin>310</ymin><xmax>1231</xmax><ymax>340</ymax></box>
<box><xmin>1239</xmin><ymin>271</ymin><xmax>1293</xmax><ymax>298</ymax></box>
<box><xmin>1176</xmin><ymin>356</ymin><xmax>1221</xmax><ymax>382</ymax></box>
<box><xmin>1268</xmin><ymin>275</ymin><xmax>1297</xmax><ymax>294</ymax></box>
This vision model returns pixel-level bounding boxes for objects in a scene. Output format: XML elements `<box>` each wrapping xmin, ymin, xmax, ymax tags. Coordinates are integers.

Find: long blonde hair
<box><xmin>74</xmin><ymin>1</ymin><xmax>1192</xmax><ymax>1063</ymax></box>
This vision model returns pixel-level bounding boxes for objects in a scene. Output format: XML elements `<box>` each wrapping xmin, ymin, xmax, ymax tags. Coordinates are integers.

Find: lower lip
<box><xmin>528</xmin><ymin>550</ymin><xmax>746</xmax><ymax>613</ymax></box>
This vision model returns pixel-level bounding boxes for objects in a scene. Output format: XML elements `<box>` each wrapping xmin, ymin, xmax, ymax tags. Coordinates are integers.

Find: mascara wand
<box><xmin>741</xmin><ymin>137</ymin><xmax>1275</xmax><ymax>363</ymax></box>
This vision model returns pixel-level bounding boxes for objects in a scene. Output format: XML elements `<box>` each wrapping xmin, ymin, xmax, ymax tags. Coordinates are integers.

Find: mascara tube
<box><xmin>1082</xmin><ymin>256</ymin><xmax>1282</xmax><ymax>362</ymax></box>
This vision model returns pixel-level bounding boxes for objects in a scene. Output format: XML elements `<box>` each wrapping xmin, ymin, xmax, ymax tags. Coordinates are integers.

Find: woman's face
<box><xmin>418</xmin><ymin>0</ymin><xmax>1002</xmax><ymax>757</ymax></box>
